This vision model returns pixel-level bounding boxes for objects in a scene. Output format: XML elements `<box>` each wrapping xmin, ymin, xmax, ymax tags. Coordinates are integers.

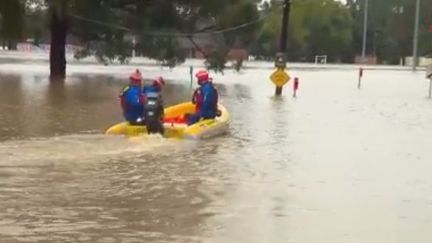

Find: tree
<box><xmin>23</xmin><ymin>4</ymin><xmax>48</xmax><ymax>46</ymax></box>
<box><xmin>291</xmin><ymin>0</ymin><xmax>353</xmax><ymax>62</ymax></box>
<box><xmin>48</xmin><ymin>0</ymin><xmax>67</xmax><ymax>80</ymax></box>
<box><xmin>348</xmin><ymin>0</ymin><xmax>432</xmax><ymax>64</ymax></box>
<box><xmin>70</xmin><ymin>0</ymin><xmax>260</xmax><ymax>71</ymax></box>
<box><xmin>252</xmin><ymin>0</ymin><xmax>353</xmax><ymax>62</ymax></box>
<box><xmin>0</xmin><ymin>0</ymin><xmax>25</xmax><ymax>49</ymax></box>
<box><xmin>210</xmin><ymin>0</ymin><xmax>260</xmax><ymax>71</ymax></box>
<box><xmin>6</xmin><ymin>0</ymin><xmax>262</xmax><ymax>77</ymax></box>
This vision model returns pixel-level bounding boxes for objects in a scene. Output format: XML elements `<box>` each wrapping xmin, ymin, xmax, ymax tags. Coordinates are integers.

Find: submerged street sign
<box><xmin>270</xmin><ymin>69</ymin><xmax>290</xmax><ymax>87</ymax></box>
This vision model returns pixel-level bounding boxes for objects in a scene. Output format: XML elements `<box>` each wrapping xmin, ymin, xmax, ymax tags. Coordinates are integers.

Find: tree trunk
<box><xmin>7</xmin><ymin>40</ymin><xmax>17</xmax><ymax>50</ymax></box>
<box><xmin>49</xmin><ymin>2</ymin><xmax>67</xmax><ymax>81</ymax></box>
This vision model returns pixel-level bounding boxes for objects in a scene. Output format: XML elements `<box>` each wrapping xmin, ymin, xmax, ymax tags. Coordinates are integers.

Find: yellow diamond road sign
<box><xmin>270</xmin><ymin>69</ymin><xmax>290</xmax><ymax>87</ymax></box>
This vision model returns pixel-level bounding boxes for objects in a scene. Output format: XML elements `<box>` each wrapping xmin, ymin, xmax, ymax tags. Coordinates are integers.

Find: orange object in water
<box><xmin>163</xmin><ymin>114</ymin><xmax>187</xmax><ymax>124</ymax></box>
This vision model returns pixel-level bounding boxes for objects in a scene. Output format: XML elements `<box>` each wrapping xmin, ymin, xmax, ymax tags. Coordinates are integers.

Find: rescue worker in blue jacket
<box><xmin>187</xmin><ymin>70</ymin><xmax>219</xmax><ymax>125</ymax></box>
<box><xmin>119</xmin><ymin>70</ymin><xmax>146</xmax><ymax>125</ymax></box>
<box><xmin>143</xmin><ymin>76</ymin><xmax>165</xmax><ymax>95</ymax></box>
<box><xmin>142</xmin><ymin>77</ymin><xmax>165</xmax><ymax>134</ymax></box>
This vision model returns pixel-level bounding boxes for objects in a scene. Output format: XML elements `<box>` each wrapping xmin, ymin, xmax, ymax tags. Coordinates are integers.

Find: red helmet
<box><xmin>195</xmin><ymin>70</ymin><xmax>209</xmax><ymax>84</ymax></box>
<box><xmin>129</xmin><ymin>69</ymin><xmax>142</xmax><ymax>85</ymax></box>
<box><xmin>153</xmin><ymin>76</ymin><xmax>165</xmax><ymax>88</ymax></box>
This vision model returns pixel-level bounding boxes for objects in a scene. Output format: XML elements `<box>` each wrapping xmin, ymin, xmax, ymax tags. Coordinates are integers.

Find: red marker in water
<box><xmin>293</xmin><ymin>77</ymin><xmax>299</xmax><ymax>98</ymax></box>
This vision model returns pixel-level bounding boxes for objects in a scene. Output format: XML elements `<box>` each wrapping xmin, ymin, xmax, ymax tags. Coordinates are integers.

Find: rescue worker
<box><xmin>143</xmin><ymin>76</ymin><xmax>165</xmax><ymax>95</ymax></box>
<box><xmin>119</xmin><ymin>70</ymin><xmax>145</xmax><ymax>125</ymax></box>
<box><xmin>187</xmin><ymin>70</ymin><xmax>219</xmax><ymax>125</ymax></box>
<box><xmin>142</xmin><ymin>77</ymin><xmax>165</xmax><ymax>134</ymax></box>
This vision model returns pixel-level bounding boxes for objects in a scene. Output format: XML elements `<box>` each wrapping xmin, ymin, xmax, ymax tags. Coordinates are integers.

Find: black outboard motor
<box><xmin>143</xmin><ymin>92</ymin><xmax>164</xmax><ymax>135</ymax></box>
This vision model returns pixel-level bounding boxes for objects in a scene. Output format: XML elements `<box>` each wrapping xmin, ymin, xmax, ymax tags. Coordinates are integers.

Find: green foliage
<box><xmin>252</xmin><ymin>0</ymin><xmax>353</xmax><ymax>62</ymax></box>
<box><xmin>4</xmin><ymin>0</ymin><xmax>431</xmax><ymax>66</ymax></box>
<box><xmin>23</xmin><ymin>4</ymin><xmax>48</xmax><ymax>45</ymax></box>
<box><xmin>215</xmin><ymin>0</ymin><xmax>261</xmax><ymax>48</ymax></box>
<box><xmin>0</xmin><ymin>0</ymin><xmax>25</xmax><ymax>47</ymax></box>
<box><xmin>139</xmin><ymin>36</ymin><xmax>186</xmax><ymax>68</ymax></box>
<box><xmin>348</xmin><ymin>0</ymin><xmax>432</xmax><ymax>63</ymax></box>
<box><xmin>205</xmin><ymin>49</ymin><xmax>228</xmax><ymax>73</ymax></box>
<box><xmin>64</xmin><ymin>0</ymin><xmax>260</xmax><ymax>68</ymax></box>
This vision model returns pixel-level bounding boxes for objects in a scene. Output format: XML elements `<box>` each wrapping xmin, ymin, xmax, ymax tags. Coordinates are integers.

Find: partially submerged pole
<box><xmin>412</xmin><ymin>0</ymin><xmax>421</xmax><ymax>71</ymax></box>
<box><xmin>189</xmin><ymin>66</ymin><xmax>193</xmax><ymax>89</ymax></box>
<box><xmin>293</xmin><ymin>77</ymin><xmax>299</xmax><ymax>98</ymax></box>
<box><xmin>275</xmin><ymin>0</ymin><xmax>292</xmax><ymax>96</ymax></box>
<box><xmin>427</xmin><ymin>64</ymin><xmax>432</xmax><ymax>98</ymax></box>
<box><xmin>361</xmin><ymin>0</ymin><xmax>369</xmax><ymax>62</ymax></box>
<box><xmin>358</xmin><ymin>67</ymin><xmax>363</xmax><ymax>89</ymax></box>
<box><xmin>428</xmin><ymin>78</ymin><xmax>432</xmax><ymax>99</ymax></box>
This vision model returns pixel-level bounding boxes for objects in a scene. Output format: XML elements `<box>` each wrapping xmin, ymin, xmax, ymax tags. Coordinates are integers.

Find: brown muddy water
<box><xmin>0</xmin><ymin>66</ymin><xmax>432</xmax><ymax>243</ymax></box>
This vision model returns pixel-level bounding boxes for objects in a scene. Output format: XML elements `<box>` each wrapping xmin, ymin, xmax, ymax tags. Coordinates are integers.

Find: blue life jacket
<box><xmin>143</xmin><ymin>85</ymin><xmax>161</xmax><ymax>95</ymax></box>
<box><xmin>199</xmin><ymin>82</ymin><xmax>218</xmax><ymax>118</ymax></box>
<box><xmin>119</xmin><ymin>85</ymin><xmax>144</xmax><ymax>123</ymax></box>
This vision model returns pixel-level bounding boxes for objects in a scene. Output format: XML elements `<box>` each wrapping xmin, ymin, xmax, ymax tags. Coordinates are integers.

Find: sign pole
<box><xmin>412</xmin><ymin>0</ymin><xmax>421</xmax><ymax>71</ymax></box>
<box><xmin>358</xmin><ymin>67</ymin><xmax>363</xmax><ymax>89</ymax></box>
<box><xmin>429</xmin><ymin>78</ymin><xmax>432</xmax><ymax>99</ymax></box>
<box><xmin>275</xmin><ymin>0</ymin><xmax>292</xmax><ymax>96</ymax></box>
<box><xmin>189</xmin><ymin>66</ymin><xmax>193</xmax><ymax>90</ymax></box>
<box><xmin>293</xmin><ymin>77</ymin><xmax>299</xmax><ymax>98</ymax></box>
<box><xmin>361</xmin><ymin>0</ymin><xmax>369</xmax><ymax>61</ymax></box>
<box><xmin>427</xmin><ymin>64</ymin><xmax>432</xmax><ymax>98</ymax></box>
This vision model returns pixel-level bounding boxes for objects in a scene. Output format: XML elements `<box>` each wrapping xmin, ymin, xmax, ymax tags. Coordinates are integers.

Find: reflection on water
<box><xmin>1</xmin><ymin>69</ymin><xmax>432</xmax><ymax>242</ymax></box>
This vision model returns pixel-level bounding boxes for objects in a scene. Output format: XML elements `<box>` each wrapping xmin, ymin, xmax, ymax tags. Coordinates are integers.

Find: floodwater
<box><xmin>1</xmin><ymin>64</ymin><xmax>432</xmax><ymax>243</ymax></box>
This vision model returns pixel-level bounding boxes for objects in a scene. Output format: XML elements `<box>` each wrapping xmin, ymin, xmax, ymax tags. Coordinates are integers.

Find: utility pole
<box><xmin>361</xmin><ymin>0</ymin><xmax>369</xmax><ymax>62</ymax></box>
<box><xmin>412</xmin><ymin>0</ymin><xmax>421</xmax><ymax>71</ymax></box>
<box><xmin>275</xmin><ymin>0</ymin><xmax>291</xmax><ymax>96</ymax></box>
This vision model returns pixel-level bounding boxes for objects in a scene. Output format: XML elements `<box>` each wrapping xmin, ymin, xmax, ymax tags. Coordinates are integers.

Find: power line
<box><xmin>69</xmin><ymin>13</ymin><xmax>267</xmax><ymax>38</ymax></box>
<box><xmin>70</xmin><ymin>14</ymin><xmax>132</xmax><ymax>32</ymax></box>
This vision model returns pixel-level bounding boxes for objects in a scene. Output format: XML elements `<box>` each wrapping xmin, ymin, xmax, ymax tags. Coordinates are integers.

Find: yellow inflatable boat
<box><xmin>105</xmin><ymin>102</ymin><xmax>230</xmax><ymax>139</ymax></box>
